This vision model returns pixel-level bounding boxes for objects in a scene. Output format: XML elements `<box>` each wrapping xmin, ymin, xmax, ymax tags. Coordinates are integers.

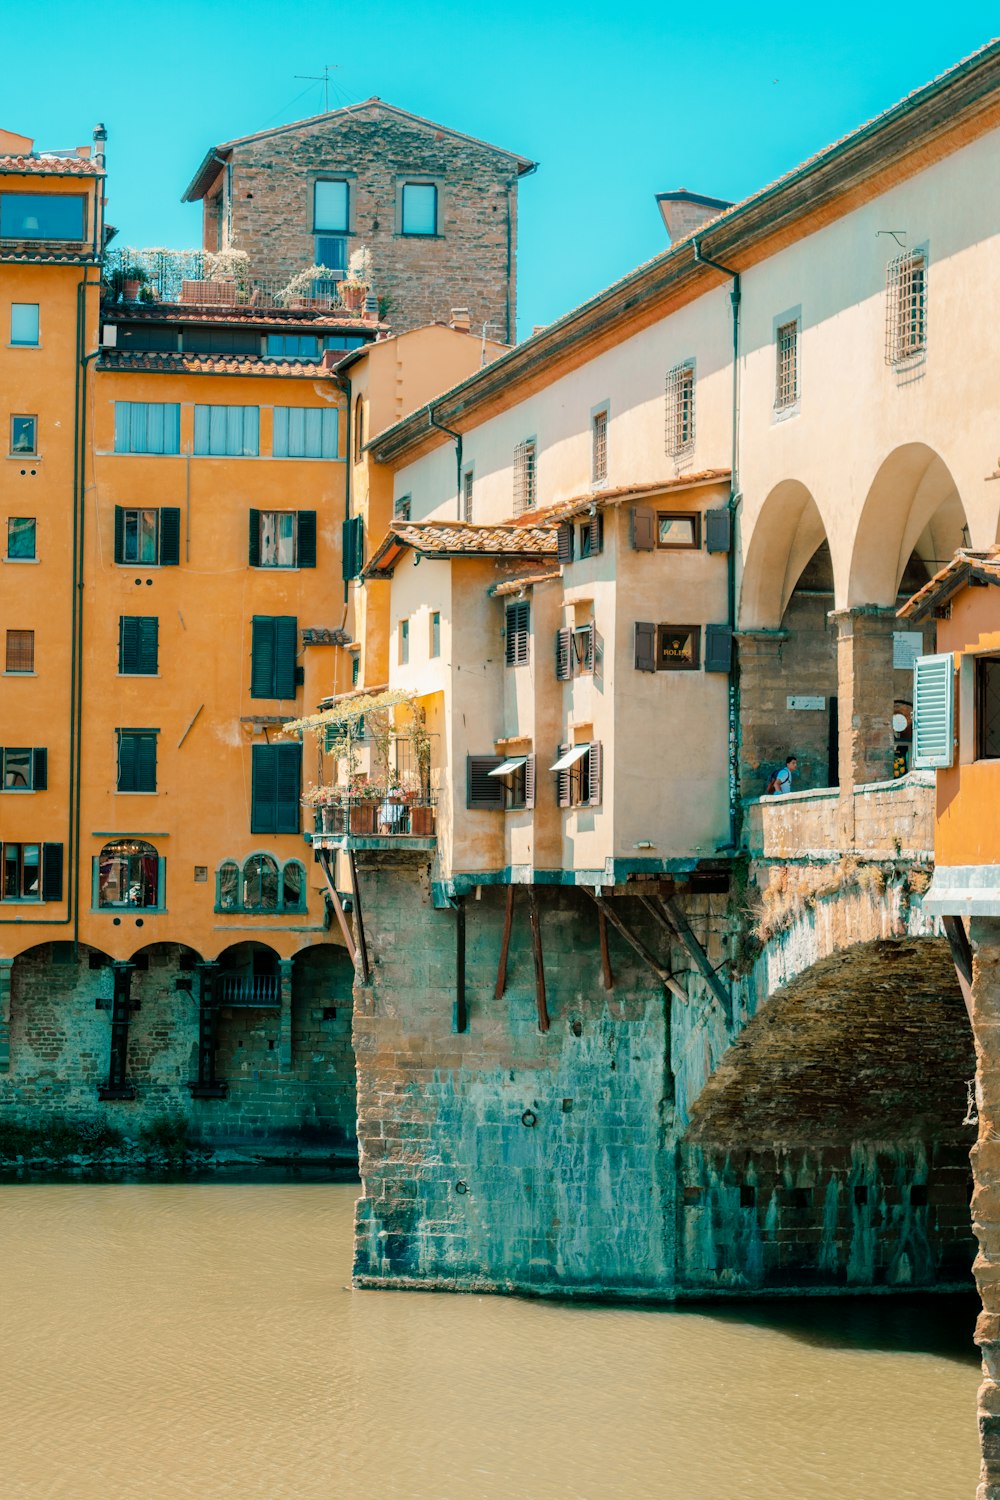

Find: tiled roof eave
<box><xmin>95</xmin><ymin>351</ymin><xmax>342</xmax><ymax>379</ymax></box>
<box><xmin>898</xmin><ymin>550</ymin><xmax>1000</xmax><ymax>620</ymax></box>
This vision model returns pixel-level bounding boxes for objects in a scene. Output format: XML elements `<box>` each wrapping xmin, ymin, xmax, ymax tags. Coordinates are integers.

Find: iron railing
<box><xmin>103</xmin><ymin>248</ymin><xmax>350</xmax><ymax>312</ymax></box>
<box><xmin>312</xmin><ymin>795</ymin><xmax>437</xmax><ymax>839</ymax></box>
<box><xmin>216</xmin><ymin>973</ymin><xmax>280</xmax><ymax>1007</ymax></box>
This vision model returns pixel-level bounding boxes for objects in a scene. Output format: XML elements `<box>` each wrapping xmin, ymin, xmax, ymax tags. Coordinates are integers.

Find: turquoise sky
<box><xmin>5</xmin><ymin>2</ymin><xmax>997</xmax><ymax>337</ymax></box>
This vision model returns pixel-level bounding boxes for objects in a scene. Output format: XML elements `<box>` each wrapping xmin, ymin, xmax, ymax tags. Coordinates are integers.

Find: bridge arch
<box><xmin>740</xmin><ymin>479</ymin><xmax>833</xmax><ymax>631</ymax></box>
<box><xmin>848</xmin><ymin>442</ymin><xmax>968</xmax><ymax>608</ymax></box>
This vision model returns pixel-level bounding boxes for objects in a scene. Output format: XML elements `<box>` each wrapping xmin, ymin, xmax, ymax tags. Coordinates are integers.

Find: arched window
<box><xmin>282</xmin><ymin>860</ymin><xmax>304</xmax><ymax>911</ymax></box>
<box><xmin>97</xmin><ymin>839</ymin><xmax>159</xmax><ymax>908</ymax></box>
<box><xmin>218</xmin><ymin>860</ymin><xmax>239</xmax><ymax>911</ymax></box>
<box><xmin>242</xmin><ymin>854</ymin><xmax>279</xmax><ymax>911</ymax></box>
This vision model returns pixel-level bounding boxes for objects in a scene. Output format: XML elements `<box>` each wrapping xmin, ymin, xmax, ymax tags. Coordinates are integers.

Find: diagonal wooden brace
<box><xmin>587</xmin><ymin>892</ymin><xmax>686</xmax><ymax>1002</ymax></box>
<box><xmin>656</xmin><ymin>894</ymin><xmax>733</xmax><ymax>1024</ymax></box>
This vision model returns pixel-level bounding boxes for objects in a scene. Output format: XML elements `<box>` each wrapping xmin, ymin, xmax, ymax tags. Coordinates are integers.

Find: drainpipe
<box><xmin>428</xmin><ymin>409</ymin><xmax>463</xmax><ymax>519</ymax></box>
<box><xmin>693</xmin><ymin>238</ymin><xmax>742</xmax><ymax>849</ymax></box>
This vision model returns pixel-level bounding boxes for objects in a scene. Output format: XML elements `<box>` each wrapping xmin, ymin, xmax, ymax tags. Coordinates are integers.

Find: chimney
<box><xmin>449</xmin><ymin>307</ymin><xmax>471</xmax><ymax>333</ymax></box>
<box><xmin>361</xmin><ymin>293</ymin><xmax>379</xmax><ymax>323</ymax></box>
<box><xmin>656</xmin><ymin>189</ymin><xmax>733</xmax><ymax>244</ymax></box>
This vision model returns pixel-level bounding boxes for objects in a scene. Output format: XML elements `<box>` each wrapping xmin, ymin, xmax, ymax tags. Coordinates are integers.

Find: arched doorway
<box><xmin>739</xmin><ymin>481</ymin><xmax>838</xmax><ymax>794</ymax></box>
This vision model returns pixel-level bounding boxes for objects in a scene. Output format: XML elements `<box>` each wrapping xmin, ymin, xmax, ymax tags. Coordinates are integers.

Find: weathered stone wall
<box><xmin>967</xmin><ymin>919</ymin><xmax>1000</xmax><ymax>1500</ymax></box>
<box><xmin>352</xmin><ymin>857</ymin><xmax>678</xmax><ymax>1296</ymax></box>
<box><xmin>227</xmin><ymin>107</ymin><xmax>521</xmax><ymax>338</ymax></box>
<box><xmin>1</xmin><ymin>942</ymin><xmax>357</xmax><ymax>1152</ymax></box>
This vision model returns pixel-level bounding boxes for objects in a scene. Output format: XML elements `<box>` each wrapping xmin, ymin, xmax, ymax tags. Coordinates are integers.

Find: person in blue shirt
<box><xmin>773</xmin><ymin>755</ymin><xmax>797</xmax><ymax>794</ymax></box>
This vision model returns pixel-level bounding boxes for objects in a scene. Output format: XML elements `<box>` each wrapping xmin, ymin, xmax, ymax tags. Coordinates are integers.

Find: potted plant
<box><xmin>338</xmin><ymin>246</ymin><xmax>373</xmax><ymax>313</ymax></box>
<box><xmin>302</xmin><ymin>783</ymin><xmax>345</xmax><ymax>834</ymax></box>
<box><xmin>408</xmin><ymin>707</ymin><xmax>435</xmax><ymax>835</ymax></box>
<box><xmin>348</xmin><ymin>773</ymin><xmax>382</xmax><ymax>835</ymax></box>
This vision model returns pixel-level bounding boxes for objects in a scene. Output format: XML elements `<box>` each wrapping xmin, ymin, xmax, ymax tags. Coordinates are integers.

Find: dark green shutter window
<box><xmin>297</xmin><ymin>510</ymin><xmax>317</xmax><ymax>568</ymax></box>
<box><xmin>556</xmin><ymin>521</ymin><xmax>574</xmax><ymax>563</ymax></box>
<box><xmin>114</xmin><ymin>506</ymin><xmax>125</xmax><ymax>564</ymax></box>
<box><xmin>41</xmin><ymin>843</ymin><xmax>63</xmax><ymax>901</ymax></box>
<box><xmin>505</xmin><ymin>602</ymin><xmax>530</xmax><ymax>666</ymax></box>
<box><xmin>32</xmin><ymin>747</ymin><xmax>47</xmax><ymax>790</ymax></box>
<box><xmin>705</xmin><ymin>508</ymin><xmax>732</xmax><ymax>553</ymax></box>
<box><xmin>251</xmin><ymin>616</ymin><xmax>297</xmax><ymax>699</ymax></box>
<box><xmin>555</xmin><ymin>627</ymin><xmax>572</xmax><ymax>681</ymax></box>
<box><xmin>631</xmin><ymin>507</ymin><xmax>655</xmax><ymax>551</ymax></box>
<box><xmin>342</xmin><ymin>514</ymin><xmax>363</xmax><ymax>580</ymax></box>
<box><xmin>117</xmin><ymin>730</ymin><xmax>157</xmax><ymax>792</ymax></box>
<box><xmin>704</xmin><ymin>624</ymin><xmax>732</xmax><ymax>674</ymax></box>
<box><xmin>159</xmin><ymin>508</ymin><xmax>181</xmax><ymax>566</ymax></box>
<box><xmin>274</xmin><ymin>616</ymin><xmax>298</xmax><ymax>699</ymax></box>
<box><xmin>251</xmin><ymin>743</ymin><xmax>301</xmax><ymax>834</ymax></box>
<box><xmin>119</xmin><ymin>616</ymin><xmax>158</xmax><ymax>675</ymax></box>
<box><xmin>248</xmin><ymin>508</ymin><xmax>261</xmax><ymax>567</ymax></box>
<box><xmin>587</xmin><ymin>741</ymin><xmax>603</xmax><ymax>806</ymax></box>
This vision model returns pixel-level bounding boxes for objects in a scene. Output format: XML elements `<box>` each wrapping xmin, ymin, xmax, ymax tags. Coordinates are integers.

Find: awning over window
<box><xmin>488</xmin><ymin>756</ymin><xmax>528</xmax><ymax>776</ymax></box>
<box><xmin>549</xmin><ymin>744</ymin><xmax>589</xmax><ymax>771</ymax></box>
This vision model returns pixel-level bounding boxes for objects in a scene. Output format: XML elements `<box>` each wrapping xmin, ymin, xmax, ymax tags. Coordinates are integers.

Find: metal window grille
<box><xmin>513</xmin><ymin>440</ymin><xmax>536</xmax><ymax>515</ymax></box>
<box><xmin>462</xmin><ymin>470</ymin><xmax>474</xmax><ymax>523</ymax></box>
<box><xmin>885</xmin><ymin>251</ymin><xmax>927</xmax><ymax>364</ymax></box>
<box><xmin>665</xmin><ymin>364</ymin><xmax>695</xmax><ymax>456</ymax></box>
<box><xmin>5</xmin><ymin>629</ymin><xmax>33</xmax><ymax>672</ymax></box>
<box><xmin>592</xmin><ymin>410</ymin><xmax>608</xmax><ymax>483</ymax></box>
<box><xmin>775</xmin><ymin>320</ymin><xmax>798</xmax><ymax>408</ymax></box>
<box><xmin>394</xmin><ymin>495</ymin><xmax>411</xmax><ymax>521</ymax></box>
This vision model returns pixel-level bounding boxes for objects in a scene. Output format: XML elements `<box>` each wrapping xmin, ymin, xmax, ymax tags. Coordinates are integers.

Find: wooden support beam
<box><xmin>528</xmin><ymin>887</ymin><xmax>550</xmax><ymax>1033</ymax></box>
<box><xmin>455</xmin><ymin>897</ymin><xmax>468</xmax><ymax>1033</ymax></box>
<box><xmin>586</xmin><ymin>892</ymin><xmax>685</xmax><ymax>1001</ymax></box>
<box><xmin>495</xmin><ymin>884</ymin><xmax>515</xmax><ymax>1001</ymax></box>
<box><xmin>658</xmin><ymin>894</ymin><xmax>733</xmax><ymax>1024</ymax></box>
<box><xmin>598</xmin><ymin>903</ymin><xmax>613</xmax><ymax>990</ymax></box>
<box><xmin>348</xmin><ymin>850</ymin><xmax>370</xmax><ymax>985</ymax></box>
<box><xmin>316</xmin><ymin>849</ymin><xmax>357</xmax><ymax>965</ymax></box>
<box><xmin>943</xmin><ymin>914</ymin><xmax>975</xmax><ymax>1025</ymax></box>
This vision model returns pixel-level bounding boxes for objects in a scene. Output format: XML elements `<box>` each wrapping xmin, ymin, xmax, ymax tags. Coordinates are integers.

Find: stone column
<box><xmin>736</xmin><ymin>630</ymin><xmax>789</xmax><ymax>799</ymax></box>
<box><xmin>278</xmin><ymin>959</ymin><xmax>294</xmax><ymax>1070</ymax></box>
<box><xmin>831</xmin><ymin>606</ymin><xmax>897</xmax><ymax>791</ymax></box>
<box><xmin>0</xmin><ymin>958</ymin><xmax>13</xmax><ymax>1072</ymax></box>
<box><xmin>971</xmin><ymin>919</ymin><xmax>1000</xmax><ymax>1500</ymax></box>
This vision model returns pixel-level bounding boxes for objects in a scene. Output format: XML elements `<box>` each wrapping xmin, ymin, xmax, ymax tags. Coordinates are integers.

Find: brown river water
<box><xmin>0</xmin><ymin>1174</ymin><xmax>980</xmax><ymax>1500</ymax></box>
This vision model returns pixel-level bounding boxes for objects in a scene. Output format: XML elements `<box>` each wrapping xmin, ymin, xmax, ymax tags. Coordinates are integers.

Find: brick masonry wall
<box><xmin>226</xmin><ymin>108</ymin><xmax>522</xmax><ymax>338</ymax></box>
<box><xmin>1</xmin><ymin>942</ymin><xmax>357</xmax><ymax>1151</ymax></box>
<box><xmin>352</xmin><ymin>857</ymin><xmax>678</xmax><ymax>1296</ymax></box>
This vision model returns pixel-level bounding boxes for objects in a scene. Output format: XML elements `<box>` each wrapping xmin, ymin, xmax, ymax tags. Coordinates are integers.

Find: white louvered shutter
<box><xmin>912</xmin><ymin>653</ymin><xmax>955</xmax><ymax>769</ymax></box>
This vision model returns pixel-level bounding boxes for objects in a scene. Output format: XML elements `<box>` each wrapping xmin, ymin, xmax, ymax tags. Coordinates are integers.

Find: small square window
<box><xmin>885</xmin><ymin>250</ymin><xmax>927</xmax><ymax>364</ymax></box>
<box><xmin>775</xmin><ymin>320</ymin><xmax>799</xmax><ymax>408</ymax></box>
<box><xmin>665</xmin><ymin>364</ymin><xmax>695</xmax><ymax>456</ymax></box>
<box><xmin>513</xmin><ymin>440</ymin><xmax>536</xmax><ymax>515</ymax></box>
<box><xmin>1</xmin><ymin>842</ymin><xmax>39</xmax><ymax>900</ymax></box>
<box><xmin>2</xmin><ymin>748</ymin><xmax>33</xmax><ymax>790</ymax></box>
<box><xmin>395</xmin><ymin>494</ymin><xmax>412</xmax><ymax>522</ymax></box>
<box><xmin>10</xmin><ymin>415</ymin><xmax>37</xmax><ymax>455</ymax></box>
<box><xmin>7</xmin><ymin>517</ymin><xmax>35</xmax><ymax>560</ymax></box>
<box><xmin>656</xmin><ymin>625</ymin><xmax>700</xmax><ymax>671</ymax></box>
<box><xmin>399</xmin><ymin>618</ymin><xmax>409</xmax><ymax>666</ymax></box>
<box><xmin>462</xmin><ymin>469</ymin><xmax>473</xmax><ymax>523</ymax></box>
<box><xmin>656</xmin><ymin>512</ymin><xmax>700</xmax><ymax>549</ymax></box>
<box><xmin>258</xmin><ymin>511</ymin><xmax>297</xmax><ymax>568</ymax></box>
<box><xmin>10</xmin><ymin>303</ymin><xmax>39</xmax><ymax>346</ymax></box>
<box><xmin>6</xmin><ymin>629</ymin><xmax>34</xmax><ymax>672</ymax></box>
<box><xmin>401</xmin><ymin>183</ymin><xmax>438</xmax><ymax>236</ymax></box>
<box><xmin>976</xmin><ymin>657</ymin><xmax>1000</xmax><ymax>760</ymax></box>
<box><xmin>315</xmin><ymin>236</ymin><xmax>347</xmax><ymax>274</ymax></box>
<box><xmin>122</xmin><ymin>508</ymin><xmax>159</xmax><ymax>565</ymax></box>
<box><xmin>430</xmin><ymin>611</ymin><xmax>441</xmax><ymax>659</ymax></box>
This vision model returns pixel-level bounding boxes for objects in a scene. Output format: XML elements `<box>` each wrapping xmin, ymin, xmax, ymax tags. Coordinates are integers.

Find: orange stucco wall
<box><xmin>934</xmin><ymin>587</ymin><xmax>1000</xmax><ymax>866</ymax></box>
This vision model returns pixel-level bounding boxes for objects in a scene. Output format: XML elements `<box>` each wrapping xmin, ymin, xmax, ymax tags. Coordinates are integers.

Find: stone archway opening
<box><xmin>678</xmin><ymin>937</ymin><xmax>976</xmax><ymax>1294</ymax></box>
<box><xmin>739</xmin><ymin>481</ymin><xmax>837</xmax><ymax>795</ymax></box>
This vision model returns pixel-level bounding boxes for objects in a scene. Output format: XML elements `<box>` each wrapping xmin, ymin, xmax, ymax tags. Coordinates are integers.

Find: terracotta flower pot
<box><xmin>349</xmin><ymin>802</ymin><xmax>378</xmax><ymax>835</ymax></box>
<box><xmin>410</xmin><ymin>805</ymin><xmax>435</xmax><ymax>836</ymax></box>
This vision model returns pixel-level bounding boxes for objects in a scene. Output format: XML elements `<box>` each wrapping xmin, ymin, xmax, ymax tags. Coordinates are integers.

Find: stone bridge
<box><xmin>350</xmin><ymin>773</ymin><xmax>976</xmax><ymax>1301</ymax></box>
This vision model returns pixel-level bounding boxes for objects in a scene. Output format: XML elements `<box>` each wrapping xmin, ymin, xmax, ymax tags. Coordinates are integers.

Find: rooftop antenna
<box><xmin>295</xmin><ymin>64</ymin><xmax>339</xmax><ymax>113</ymax></box>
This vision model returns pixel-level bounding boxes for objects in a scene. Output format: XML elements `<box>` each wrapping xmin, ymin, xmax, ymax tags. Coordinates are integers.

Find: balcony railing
<box><xmin>312</xmin><ymin>796</ymin><xmax>437</xmax><ymax>839</ymax></box>
<box><xmin>216</xmin><ymin>973</ymin><xmax>280</xmax><ymax>1007</ymax></box>
<box><xmin>103</xmin><ymin>248</ymin><xmax>354</xmax><ymax>313</ymax></box>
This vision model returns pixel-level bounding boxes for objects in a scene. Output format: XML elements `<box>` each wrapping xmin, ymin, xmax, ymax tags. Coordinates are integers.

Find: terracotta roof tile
<box><xmin>364</xmin><ymin>520</ymin><xmax>557</xmax><ymax>579</ymax></box>
<box><xmin>0</xmin><ymin>154</ymin><xmax>102</xmax><ymax>176</ymax></box>
<box><xmin>0</xmin><ymin>245</ymin><xmax>98</xmax><ymax>265</ymax></box>
<box><xmin>898</xmin><ymin>547</ymin><xmax>1000</xmax><ymax>620</ymax></box>
<box><xmin>490</xmin><ymin>567</ymin><xmax>563</xmax><ymax>597</ymax></box>
<box><xmin>514</xmin><ymin>470</ymin><xmax>732</xmax><ymax>527</ymax></box>
<box><xmin>96</xmin><ymin>349</ymin><xmax>340</xmax><ymax>379</ymax></box>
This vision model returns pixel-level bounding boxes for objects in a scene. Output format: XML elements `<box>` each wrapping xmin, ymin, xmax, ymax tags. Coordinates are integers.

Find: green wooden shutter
<box><xmin>705</xmin><ymin>508</ymin><xmax>732</xmax><ymax>553</ymax></box>
<box><xmin>251</xmin><ymin>616</ymin><xmax>277</xmax><ymax>698</ymax></box>
<box><xmin>556</xmin><ymin>521</ymin><xmax>574</xmax><ymax>563</ymax></box>
<box><xmin>274</xmin><ymin>616</ymin><xmax>298</xmax><ymax>699</ymax></box>
<box><xmin>704</xmin><ymin>624</ymin><xmax>732</xmax><ymax>674</ymax></box>
<box><xmin>248</xmin><ymin>508</ymin><xmax>260</xmax><ymax>567</ymax></box>
<box><xmin>275</xmin><ymin>744</ymin><xmax>302</xmax><ymax>833</ymax></box>
<box><xmin>119</xmin><ymin>615</ymin><xmax>137</xmax><ymax>673</ymax></box>
<box><xmin>41</xmin><ymin>843</ymin><xmax>63</xmax><ymax>901</ymax></box>
<box><xmin>114</xmin><ymin>506</ymin><xmax>125</xmax><ymax>564</ymax></box>
<box><xmin>139</xmin><ymin>617</ymin><xmax>159</xmax><ymax>675</ymax></box>
<box><xmin>251</xmin><ymin>744</ymin><xmax>278</xmax><ymax>834</ymax></box>
<box><xmin>297</xmin><ymin>511</ymin><xmax>317</xmax><ymax>568</ymax></box>
<box><xmin>136</xmin><ymin>734</ymin><xmax>157</xmax><ymax>792</ymax></box>
<box><xmin>587</xmin><ymin>741</ymin><xmax>603</xmax><ymax>806</ymax></box>
<box><xmin>159</xmin><ymin>508</ymin><xmax>181</xmax><ymax>565</ymax></box>
<box><xmin>635</xmin><ymin>621</ymin><xmax>656</xmax><ymax>672</ymax></box>
<box><xmin>342</xmin><ymin>515</ymin><xmax>363</xmax><ymax>580</ymax></box>
<box><xmin>33</xmin><ymin>747</ymin><xmax>47</xmax><ymax>790</ymax></box>
<box><xmin>556</xmin><ymin>744</ymin><xmax>572</xmax><ymax>808</ymax></box>
<box><xmin>913</xmin><ymin>653</ymin><xmax>955</xmax><ymax>768</ymax></box>
<box><xmin>117</xmin><ymin>731</ymin><xmax>136</xmax><ymax>791</ymax></box>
